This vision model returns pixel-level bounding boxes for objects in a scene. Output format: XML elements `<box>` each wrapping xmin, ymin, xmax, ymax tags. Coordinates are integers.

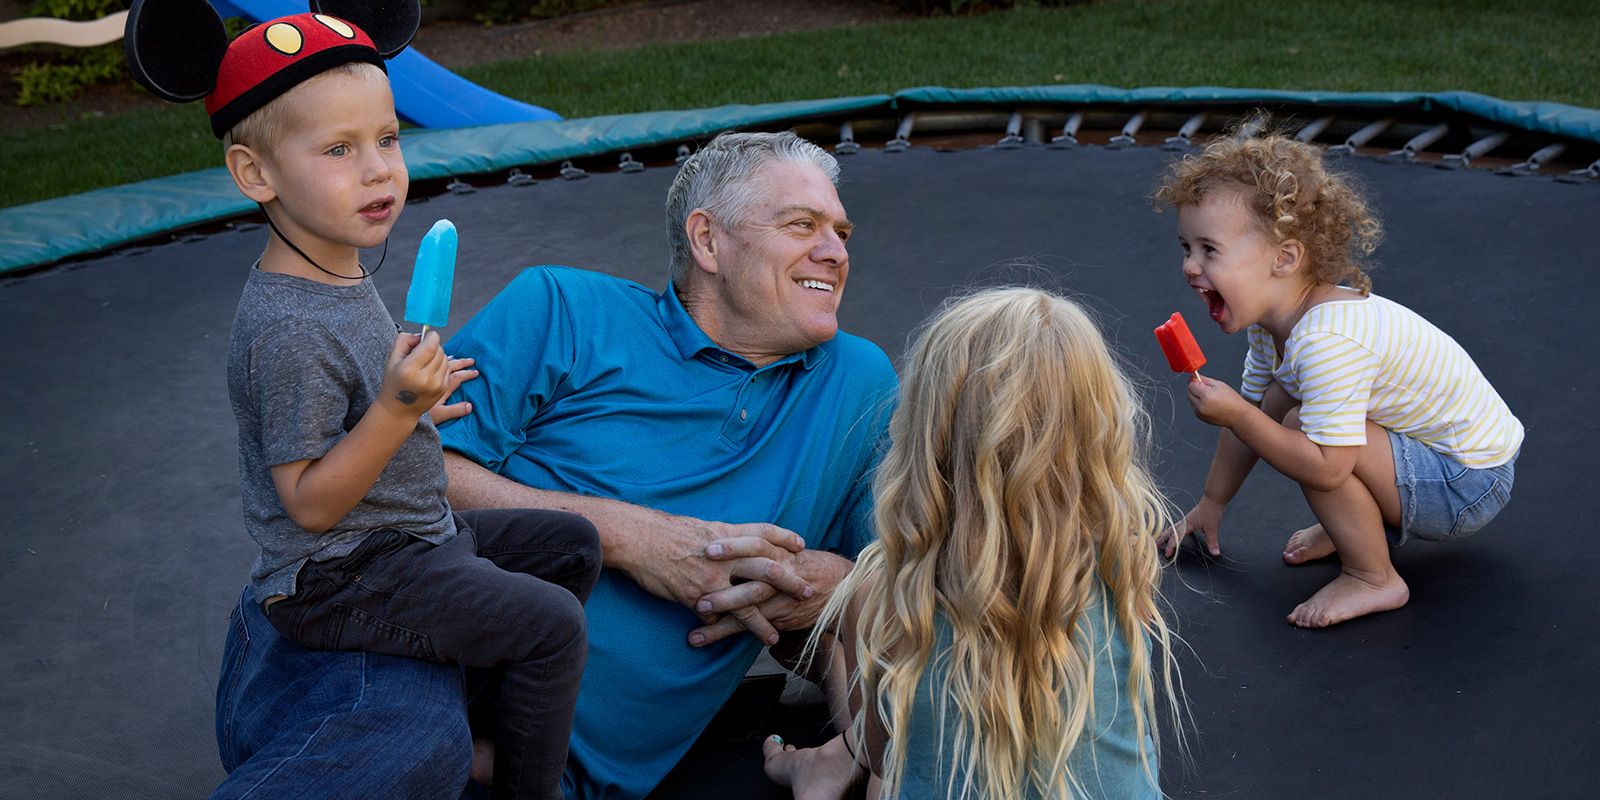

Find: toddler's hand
<box><xmin>1159</xmin><ymin>496</ymin><xmax>1225</xmax><ymax>558</ymax></box>
<box><xmin>427</xmin><ymin>356</ymin><xmax>479</xmax><ymax>425</ymax></box>
<box><xmin>379</xmin><ymin>331</ymin><xmax>449</xmax><ymax>418</ymax></box>
<box><xmin>1187</xmin><ymin>375</ymin><xmax>1251</xmax><ymax>428</ymax></box>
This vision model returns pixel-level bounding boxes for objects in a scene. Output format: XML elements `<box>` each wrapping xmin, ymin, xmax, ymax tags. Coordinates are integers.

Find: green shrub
<box><xmin>896</xmin><ymin>0</ymin><xmax>1084</xmax><ymax>15</ymax></box>
<box><xmin>14</xmin><ymin>42</ymin><xmax>124</xmax><ymax>106</ymax></box>
<box><xmin>28</xmin><ymin>0</ymin><xmax>119</xmax><ymax>18</ymax></box>
<box><xmin>464</xmin><ymin>0</ymin><xmax>634</xmax><ymax>26</ymax></box>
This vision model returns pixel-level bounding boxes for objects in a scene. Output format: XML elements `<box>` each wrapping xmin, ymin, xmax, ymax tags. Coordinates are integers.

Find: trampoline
<box><xmin>2</xmin><ymin>93</ymin><xmax>1597</xmax><ymax>799</ymax></box>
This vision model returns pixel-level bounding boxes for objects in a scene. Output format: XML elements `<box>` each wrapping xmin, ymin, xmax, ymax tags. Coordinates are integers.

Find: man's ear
<box><xmin>686</xmin><ymin>208</ymin><xmax>719</xmax><ymax>276</ymax></box>
<box><xmin>225</xmin><ymin>144</ymin><xmax>277</xmax><ymax>205</ymax></box>
<box><xmin>1272</xmin><ymin>238</ymin><xmax>1306</xmax><ymax>277</ymax></box>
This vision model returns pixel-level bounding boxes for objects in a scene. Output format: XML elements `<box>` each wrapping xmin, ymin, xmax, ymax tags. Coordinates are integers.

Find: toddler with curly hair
<box><xmin>1155</xmin><ymin>124</ymin><xmax>1523</xmax><ymax>628</ymax></box>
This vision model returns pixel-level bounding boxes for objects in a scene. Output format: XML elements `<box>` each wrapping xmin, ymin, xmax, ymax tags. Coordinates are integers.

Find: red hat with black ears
<box><xmin>125</xmin><ymin>0</ymin><xmax>420</xmax><ymax>138</ymax></box>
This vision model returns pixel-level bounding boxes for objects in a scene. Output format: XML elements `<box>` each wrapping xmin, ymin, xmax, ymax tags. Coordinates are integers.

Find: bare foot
<box><xmin>1287</xmin><ymin>570</ymin><xmax>1410</xmax><ymax>628</ymax></box>
<box><xmin>470</xmin><ymin>737</ymin><xmax>494</xmax><ymax>787</ymax></box>
<box><xmin>762</xmin><ymin>734</ymin><xmax>863</xmax><ymax>800</ymax></box>
<box><xmin>1282</xmin><ymin>524</ymin><xmax>1337</xmax><ymax>565</ymax></box>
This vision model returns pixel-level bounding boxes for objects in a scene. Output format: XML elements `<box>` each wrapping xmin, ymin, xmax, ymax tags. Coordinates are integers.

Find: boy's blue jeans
<box><xmin>214</xmin><ymin>509</ymin><xmax>600</xmax><ymax>800</ymax></box>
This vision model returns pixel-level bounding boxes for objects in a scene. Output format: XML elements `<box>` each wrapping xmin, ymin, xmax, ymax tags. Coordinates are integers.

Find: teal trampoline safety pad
<box><xmin>0</xmin><ymin>94</ymin><xmax>892</xmax><ymax>274</ymax></box>
<box><xmin>893</xmin><ymin>86</ymin><xmax>1600</xmax><ymax>145</ymax></box>
<box><xmin>3</xmin><ymin>86</ymin><xmax>1596</xmax><ymax>274</ymax></box>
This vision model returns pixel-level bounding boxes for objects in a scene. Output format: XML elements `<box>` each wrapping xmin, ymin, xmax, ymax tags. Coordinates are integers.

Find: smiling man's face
<box><xmin>691</xmin><ymin>160</ymin><xmax>854</xmax><ymax>365</ymax></box>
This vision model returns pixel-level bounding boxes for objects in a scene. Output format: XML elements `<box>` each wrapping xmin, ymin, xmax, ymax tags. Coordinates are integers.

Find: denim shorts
<box><xmin>1390</xmin><ymin>429</ymin><xmax>1517</xmax><ymax>545</ymax></box>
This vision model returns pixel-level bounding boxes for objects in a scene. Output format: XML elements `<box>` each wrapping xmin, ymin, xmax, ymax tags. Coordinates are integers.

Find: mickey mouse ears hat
<box><xmin>125</xmin><ymin>0</ymin><xmax>420</xmax><ymax>138</ymax></box>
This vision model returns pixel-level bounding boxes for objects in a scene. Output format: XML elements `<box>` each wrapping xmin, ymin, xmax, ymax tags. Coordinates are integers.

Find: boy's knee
<box><xmin>563</xmin><ymin>510</ymin><xmax>602</xmax><ymax>559</ymax></box>
<box><xmin>555</xmin><ymin>511</ymin><xmax>603</xmax><ymax>599</ymax></box>
<box><xmin>512</xmin><ymin>588</ymin><xmax>588</xmax><ymax>666</ymax></box>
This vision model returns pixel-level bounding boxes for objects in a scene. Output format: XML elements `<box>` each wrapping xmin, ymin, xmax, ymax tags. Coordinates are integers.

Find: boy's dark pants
<box><xmin>265</xmin><ymin>509</ymin><xmax>601</xmax><ymax>800</ymax></box>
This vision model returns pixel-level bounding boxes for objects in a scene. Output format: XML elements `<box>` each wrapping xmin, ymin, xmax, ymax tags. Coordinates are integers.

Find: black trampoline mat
<box><xmin>2</xmin><ymin>144</ymin><xmax>1595</xmax><ymax>798</ymax></box>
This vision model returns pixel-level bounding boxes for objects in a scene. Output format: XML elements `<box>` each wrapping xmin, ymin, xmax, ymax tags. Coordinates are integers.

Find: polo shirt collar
<box><xmin>657</xmin><ymin>283</ymin><xmax>823</xmax><ymax>370</ymax></box>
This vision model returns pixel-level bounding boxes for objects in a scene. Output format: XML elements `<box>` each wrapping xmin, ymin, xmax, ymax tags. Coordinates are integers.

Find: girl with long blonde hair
<box><xmin>764</xmin><ymin>286</ymin><xmax>1182</xmax><ymax>799</ymax></box>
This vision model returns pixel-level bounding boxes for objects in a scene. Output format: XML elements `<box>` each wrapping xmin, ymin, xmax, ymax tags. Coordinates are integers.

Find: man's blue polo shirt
<box><xmin>438</xmin><ymin>266</ymin><xmax>897</xmax><ymax>799</ymax></box>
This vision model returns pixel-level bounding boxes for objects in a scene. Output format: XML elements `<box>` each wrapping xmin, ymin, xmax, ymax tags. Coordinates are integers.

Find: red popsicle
<box><xmin>1154</xmin><ymin>312</ymin><xmax>1206</xmax><ymax>378</ymax></box>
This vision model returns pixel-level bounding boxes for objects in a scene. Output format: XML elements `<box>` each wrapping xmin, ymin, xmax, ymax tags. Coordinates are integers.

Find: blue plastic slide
<box><xmin>209</xmin><ymin>0</ymin><xmax>561</xmax><ymax>127</ymax></box>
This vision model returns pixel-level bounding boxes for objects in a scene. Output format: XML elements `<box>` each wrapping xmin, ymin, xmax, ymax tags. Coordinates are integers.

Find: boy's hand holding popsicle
<box><xmin>399</xmin><ymin>219</ymin><xmax>479</xmax><ymax>424</ymax></box>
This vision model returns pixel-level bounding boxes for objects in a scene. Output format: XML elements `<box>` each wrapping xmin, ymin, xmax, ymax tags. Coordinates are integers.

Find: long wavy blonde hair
<box><xmin>813</xmin><ymin>287</ymin><xmax>1181</xmax><ymax>798</ymax></box>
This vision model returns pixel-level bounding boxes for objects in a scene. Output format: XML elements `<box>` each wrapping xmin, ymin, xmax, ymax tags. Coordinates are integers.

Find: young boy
<box><xmin>126</xmin><ymin>6</ymin><xmax>600</xmax><ymax>797</ymax></box>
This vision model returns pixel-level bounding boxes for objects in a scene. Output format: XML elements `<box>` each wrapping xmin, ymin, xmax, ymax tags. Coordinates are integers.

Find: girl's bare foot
<box><xmin>1287</xmin><ymin>569</ymin><xmax>1409</xmax><ymax>628</ymax></box>
<box><xmin>1282</xmin><ymin>524</ymin><xmax>1337</xmax><ymax>565</ymax></box>
<box><xmin>762</xmin><ymin>733</ymin><xmax>863</xmax><ymax>800</ymax></box>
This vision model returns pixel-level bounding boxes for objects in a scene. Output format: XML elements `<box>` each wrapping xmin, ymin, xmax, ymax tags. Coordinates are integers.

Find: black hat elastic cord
<box><xmin>260</xmin><ymin>203</ymin><xmax>387</xmax><ymax>280</ymax></box>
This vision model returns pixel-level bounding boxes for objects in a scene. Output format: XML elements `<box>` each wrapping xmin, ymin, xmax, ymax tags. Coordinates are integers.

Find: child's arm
<box><xmin>1162</xmin><ymin>426</ymin><xmax>1256</xmax><ymax>558</ymax></box>
<box><xmin>1188</xmin><ymin>376</ymin><xmax>1359</xmax><ymax>492</ymax></box>
<box><xmin>839</xmin><ymin>580</ymin><xmax>888</xmax><ymax>778</ymax></box>
<box><xmin>271</xmin><ymin>331</ymin><xmax>451</xmax><ymax>533</ymax></box>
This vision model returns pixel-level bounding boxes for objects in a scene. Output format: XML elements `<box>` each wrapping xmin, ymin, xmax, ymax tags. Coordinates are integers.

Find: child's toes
<box><xmin>762</xmin><ymin>734</ymin><xmax>786</xmax><ymax>759</ymax></box>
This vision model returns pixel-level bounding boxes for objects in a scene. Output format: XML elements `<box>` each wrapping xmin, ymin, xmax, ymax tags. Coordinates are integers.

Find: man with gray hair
<box><xmin>212</xmin><ymin>130</ymin><xmax>896</xmax><ymax>799</ymax></box>
<box><xmin>438</xmin><ymin>129</ymin><xmax>895</xmax><ymax>797</ymax></box>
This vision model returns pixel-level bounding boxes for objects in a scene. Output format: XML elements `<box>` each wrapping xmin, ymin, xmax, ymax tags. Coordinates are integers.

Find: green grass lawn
<box><xmin>3</xmin><ymin>0</ymin><xmax>1597</xmax><ymax>209</ymax></box>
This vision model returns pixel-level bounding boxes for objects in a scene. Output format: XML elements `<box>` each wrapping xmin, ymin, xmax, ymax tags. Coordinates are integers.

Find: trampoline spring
<box><xmin>446</xmin><ymin>177</ymin><xmax>477</xmax><ymax>195</ymax></box>
<box><xmin>675</xmin><ymin>145</ymin><xmax>693</xmax><ymax>165</ymax></box>
<box><xmin>618</xmin><ymin>153</ymin><xmax>645</xmax><ymax>174</ymax></box>
<box><xmin>996</xmin><ymin>112</ymin><xmax>1026</xmax><ymax>150</ymax></box>
<box><xmin>1108</xmin><ymin>110</ymin><xmax>1148</xmax><ymax>149</ymax></box>
<box><xmin>1438</xmin><ymin>131</ymin><xmax>1510</xmax><ymax>170</ymax></box>
<box><xmin>885</xmin><ymin>115</ymin><xmax>915</xmax><ymax>153</ymax></box>
<box><xmin>1236</xmin><ymin>115</ymin><xmax>1267</xmax><ymax>139</ymax></box>
<box><xmin>1295</xmin><ymin>116</ymin><xmax>1335</xmax><ymax>143</ymax></box>
<box><xmin>1163</xmin><ymin>112</ymin><xmax>1207</xmax><ymax>151</ymax></box>
<box><xmin>1023</xmin><ymin>117</ymin><xmax>1046</xmax><ymax>145</ymax></box>
<box><xmin>1049</xmin><ymin>110</ymin><xmax>1084</xmax><ymax>148</ymax></box>
<box><xmin>506</xmin><ymin>169</ymin><xmax>537</xmax><ymax>187</ymax></box>
<box><xmin>1500</xmin><ymin>142</ymin><xmax>1566</xmax><ymax>176</ymax></box>
<box><xmin>1388</xmin><ymin>123</ymin><xmax>1450</xmax><ymax>161</ymax></box>
<box><xmin>228</xmin><ymin>221</ymin><xmax>262</xmax><ymax>232</ymax></box>
<box><xmin>1327</xmin><ymin>118</ymin><xmax>1393</xmax><ymax>156</ymax></box>
<box><xmin>1575</xmin><ymin>159</ymin><xmax>1600</xmax><ymax>180</ymax></box>
<box><xmin>836</xmin><ymin>122</ymin><xmax>861</xmax><ymax>156</ymax></box>
<box><xmin>560</xmin><ymin>161</ymin><xmax>589</xmax><ymax>181</ymax></box>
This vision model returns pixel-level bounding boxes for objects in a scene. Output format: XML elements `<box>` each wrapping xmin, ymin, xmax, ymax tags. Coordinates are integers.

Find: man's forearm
<box><xmin>444</xmin><ymin>450</ymin><xmax>662</xmax><ymax>572</ymax></box>
<box><xmin>443</xmin><ymin>451</ymin><xmax>809</xmax><ymax>617</ymax></box>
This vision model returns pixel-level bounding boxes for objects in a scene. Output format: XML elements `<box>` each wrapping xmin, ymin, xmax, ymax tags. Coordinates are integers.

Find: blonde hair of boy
<box><xmin>812</xmin><ymin>287</ymin><xmax>1183</xmax><ymax>798</ymax></box>
<box><xmin>222</xmin><ymin>61</ymin><xmax>387</xmax><ymax>157</ymax></box>
<box><xmin>1155</xmin><ymin>119</ymin><xmax>1384</xmax><ymax>293</ymax></box>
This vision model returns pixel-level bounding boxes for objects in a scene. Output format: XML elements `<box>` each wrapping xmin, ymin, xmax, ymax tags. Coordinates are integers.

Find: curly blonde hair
<box><xmin>1155</xmin><ymin>121</ymin><xmax>1384</xmax><ymax>293</ymax></box>
<box><xmin>811</xmin><ymin>287</ymin><xmax>1182</xmax><ymax>799</ymax></box>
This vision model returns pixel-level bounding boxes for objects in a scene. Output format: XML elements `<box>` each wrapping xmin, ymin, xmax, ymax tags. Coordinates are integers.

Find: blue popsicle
<box><xmin>405</xmin><ymin>219</ymin><xmax>457</xmax><ymax>334</ymax></box>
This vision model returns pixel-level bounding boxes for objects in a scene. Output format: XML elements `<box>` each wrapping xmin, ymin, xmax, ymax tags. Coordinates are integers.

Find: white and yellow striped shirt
<box><xmin>1240</xmin><ymin>293</ymin><xmax>1522</xmax><ymax>468</ymax></box>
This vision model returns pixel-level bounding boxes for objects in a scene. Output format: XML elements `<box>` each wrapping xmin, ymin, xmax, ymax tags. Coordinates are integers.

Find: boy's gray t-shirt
<box><xmin>228</xmin><ymin>268</ymin><xmax>457</xmax><ymax>603</ymax></box>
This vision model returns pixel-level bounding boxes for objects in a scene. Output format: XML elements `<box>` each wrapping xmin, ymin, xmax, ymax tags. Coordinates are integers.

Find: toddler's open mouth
<box><xmin>1198</xmin><ymin>288</ymin><xmax>1225</xmax><ymax>321</ymax></box>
